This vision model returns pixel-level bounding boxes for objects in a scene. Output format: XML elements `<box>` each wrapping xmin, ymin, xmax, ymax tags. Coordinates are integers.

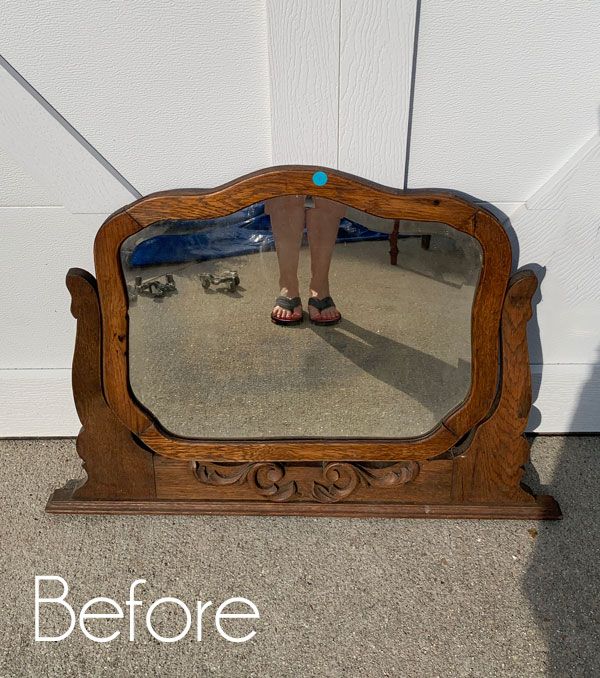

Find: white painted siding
<box><xmin>0</xmin><ymin>152</ymin><xmax>56</xmax><ymax>207</ymax></box>
<box><xmin>408</xmin><ymin>0</ymin><xmax>600</xmax><ymax>202</ymax></box>
<box><xmin>0</xmin><ymin>0</ymin><xmax>599</xmax><ymax>435</ymax></box>
<box><xmin>0</xmin><ymin>0</ymin><xmax>272</xmax><ymax>195</ymax></box>
<box><xmin>266</xmin><ymin>0</ymin><xmax>339</xmax><ymax>167</ymax></box>
<box><xmin>0</xmin><ymin>206</ymin><xmax>97</xmax><ymax>369</ymax></box>
<box><xmin>338</xmin><ymin>0</ymin><xmax>417</xmax><ymax>185</ymax></box>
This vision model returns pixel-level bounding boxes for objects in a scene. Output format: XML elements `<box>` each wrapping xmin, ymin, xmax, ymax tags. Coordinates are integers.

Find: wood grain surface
<box><xmin>47</xmin><ymin>492</ymin><xmax>560</xmax><ymax>520</ymax></box>
<box><xmin>65</xmin><ymin>268</ymin><xmax>155</xmax><ymax>501</ymax></box>
<box><xmin>94</xmin><ymin>167</ymin><xmax>510</xmax><ymax>460</ymax></box>
<box><xmin>452</xmin><ymin>271</ymin><xmax>548</xmax><ymax>506</ymax></box>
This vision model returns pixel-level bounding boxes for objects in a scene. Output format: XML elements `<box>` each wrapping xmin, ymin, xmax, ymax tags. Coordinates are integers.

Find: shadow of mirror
<box><xmin>466</xmin><ymin>193</ymin><xmax>600</xmax><ymax>672</ymax></box>
<box><xmin>523</xmin><ymin>353</ymin><xmax>600</xmax><ymax>675</ymax></box>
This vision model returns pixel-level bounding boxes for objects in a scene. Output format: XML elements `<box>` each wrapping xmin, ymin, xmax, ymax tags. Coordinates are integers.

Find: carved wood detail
<box><xmin>61</xmin><ymin>268</ymin><xmax>155</xmax><ymax>501</ymax></box>
<box><xmin>46</xmin><ymin>168</ymin><xmax>561</xmax><ymax>520</ymax></box>
<box><xmin>195</xmin><ymin>462</ymin><xmax>297</xmax><ymax>502</ymax></box>
<box><xmin>451</xmin><ymin>270</ymin><xmax>540</xmax><ymax>505</ymax></box>
<box><xmin>193</xmin><ymin>461</ymin><xmax>420</xmax><ymax>503</ymax></box>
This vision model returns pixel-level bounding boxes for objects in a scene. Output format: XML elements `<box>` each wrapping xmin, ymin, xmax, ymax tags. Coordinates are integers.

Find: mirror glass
<box><xmin>120</xmin><ymin>197</ymin><xmax>482</xmax><ymax>439</ymax></box>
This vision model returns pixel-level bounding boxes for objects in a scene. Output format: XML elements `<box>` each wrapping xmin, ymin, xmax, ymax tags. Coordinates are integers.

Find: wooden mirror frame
<box><xmin>47</xmin><ymin>167</ymin><xmax>561</xmax><ymax>519</ymax></box>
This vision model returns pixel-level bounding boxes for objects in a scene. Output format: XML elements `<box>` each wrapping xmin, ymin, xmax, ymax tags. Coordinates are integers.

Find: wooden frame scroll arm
<box><xmin>65</xmin><ymin>268</ymin><xmax>155</xmax><ymax>500</ymax></box>
<box><xmin>452</xmin><ymin>270</ymin><xmax>559</xmax><ymax>513</ymax></box>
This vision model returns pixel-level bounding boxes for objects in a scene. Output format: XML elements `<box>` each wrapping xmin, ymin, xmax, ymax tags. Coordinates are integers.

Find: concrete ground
<box><xmin>126</xmin><ymin>237</ymin><xmax>477</xmax><ymax>439</ymax></box>
<box><xmin>1</xmin><ymin>435</ymin><xmax>598</xmax><ymax>677</ymax></box>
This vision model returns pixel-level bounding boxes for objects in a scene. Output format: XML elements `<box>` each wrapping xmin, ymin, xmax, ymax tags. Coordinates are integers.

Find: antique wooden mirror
<box><xmin>47</xmin><ymin>167</ymin><xmax>560</xmax><ymax>518</ymax></box>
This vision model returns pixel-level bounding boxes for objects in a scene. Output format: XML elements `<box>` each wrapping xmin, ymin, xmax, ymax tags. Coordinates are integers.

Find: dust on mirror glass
<box><xmin>120</xmin><ymin>196</ymin><xmax>482</xmax><ymax>439</ymax></box>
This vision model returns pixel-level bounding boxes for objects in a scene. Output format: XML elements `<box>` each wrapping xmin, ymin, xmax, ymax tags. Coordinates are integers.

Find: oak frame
<box><xmin>47</xmin><ymin>166</ymin><xmax>561</xmax><ymax>519</ymax></box>
<box><xmin>94</xmin><ymin>166</ymin><xmax>510</xmax><ymax>462</ymax></box>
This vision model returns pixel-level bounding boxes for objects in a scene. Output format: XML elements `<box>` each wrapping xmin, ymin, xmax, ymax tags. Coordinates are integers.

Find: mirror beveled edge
<box><xmin>93</xmin><ymin>166</ymin><xmax>513</xmax><ymax>462</ymax></box>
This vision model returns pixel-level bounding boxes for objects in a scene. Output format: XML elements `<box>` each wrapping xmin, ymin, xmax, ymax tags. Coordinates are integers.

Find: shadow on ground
<box><xmin>310</xmin><ymin>318</ymin><xmax>470</xmax><ymax>410</ymax></box>
<box><xmin>481</xmin><ymin>202</ymin><xmax>600</xmax><ymax>675</ymax></box>
<box><xmin>523</xmin><ymin>359</ymin><xmax>600</xmax><ymax>675</ymax></box>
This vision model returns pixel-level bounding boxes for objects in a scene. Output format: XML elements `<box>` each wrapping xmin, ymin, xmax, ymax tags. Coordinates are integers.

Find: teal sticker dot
<box><xmin>312</xmin><ymin>171</ymin><xmax>328</xmax><ymax>186</ymax></box>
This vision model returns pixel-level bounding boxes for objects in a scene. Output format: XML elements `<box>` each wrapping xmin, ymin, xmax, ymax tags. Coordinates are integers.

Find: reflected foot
<box><xmin>308</xmin><ymin>294</ymin><xmax>341</xmax><ymax>326</ymax></box>
<box><xmin>271</xmin><ymin>294</ymin><xmax>303</xmax><ymax>326</ymax></box>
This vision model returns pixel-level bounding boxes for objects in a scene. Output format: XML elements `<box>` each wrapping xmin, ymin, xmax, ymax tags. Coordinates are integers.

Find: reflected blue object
<box><xmin>128</xmin><ymin>202</ymin><xmax>388</xmax><ymax>267</ymax></box>
<box><xmin>312</xmin><ymin>171</ymin><xmax>328</xmax><ymax>186</ymax></box>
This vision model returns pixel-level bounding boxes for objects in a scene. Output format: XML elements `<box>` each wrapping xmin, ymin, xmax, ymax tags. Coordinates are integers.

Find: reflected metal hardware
<box><xmin>199</xmin><ymin>270</ymin><xmax>240</xmax><ymax>293</ymax></box>
<box><xmin>129</xmin><ymin>273</ymin><xmax>177</xmax><ymax>300</ymax></box>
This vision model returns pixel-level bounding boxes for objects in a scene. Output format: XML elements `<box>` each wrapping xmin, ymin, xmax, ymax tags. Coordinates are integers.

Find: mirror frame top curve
<box><xmin>94</xmin><ymin>166</ymin><xmax>512</xmax><ymax>462</ymax></box>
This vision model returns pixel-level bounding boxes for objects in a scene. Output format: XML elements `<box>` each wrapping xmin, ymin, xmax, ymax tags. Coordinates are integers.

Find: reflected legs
<box><xmin>265</xmin><ymin>196</ymin><xmax>305</xmax><ymax>321</ymax></box>
<box><xmin>306</xmin><ymin>197</ymin><xmax>346</xmax><ymax>322</ymax></box>
<box><xmin>266</xmin><ymin>196</ymin><xmax>345</xmax><ymax>323</ymax></box>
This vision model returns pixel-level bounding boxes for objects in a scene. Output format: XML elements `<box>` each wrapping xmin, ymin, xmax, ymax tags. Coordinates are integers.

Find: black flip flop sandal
<box><xmin>271</xmin><ymin>296</ymin><xmax>303</xmax><ymax>326</ymax></box>
<box><xmin>308</xmin><ymin>296</ymin><xmax>341</xmax><ymax>326</ymax></box>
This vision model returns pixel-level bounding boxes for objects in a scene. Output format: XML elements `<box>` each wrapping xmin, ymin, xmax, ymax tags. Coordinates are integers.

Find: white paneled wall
<box><xmin>266</xmin><ymin>0</ymin><xmax>340</xmax><ymax>167</ymax></box>
<box><xmin>408</xmin><ymin>0</ymin><xmax>600</xmax><ymax>202</ymax></box>
<box><xmin>267</xmin><ymin>0</ymin><xmax>417</xmax><ymax>184</ymax></box>
<box><xmin>0</xmin><ymin>151</ymin><xmax>56</xmax><ymax>207</ymax></box>
<box><xmin>338</xmin><ymin>0</ymin><xmax>417</xmax><ymax>185</ymax></box>
<box><xmin>0</xmin><ymin>57</ymin><xmax>139</xmax><ymax>213</ymax></box>
<box><xmin>0</xmin><ymin>1</ymin><xmax>272</xmax><ymax>194</ymax></box>
<box><xmin>0</xmin><ymin>1</ymin><xmax>273</xmax><ymax>435</ymax></box>
<box><xmin>1</xmin><ymin>1</ymin><xmax>599</xmax><ymax>434</ymax></box>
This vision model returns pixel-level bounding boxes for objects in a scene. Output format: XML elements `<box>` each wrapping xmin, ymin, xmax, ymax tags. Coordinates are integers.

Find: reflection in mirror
<box><xmin>120</xmin><ymin>197</ymin><xmax>482</xmax><ymax>439</ymax></box>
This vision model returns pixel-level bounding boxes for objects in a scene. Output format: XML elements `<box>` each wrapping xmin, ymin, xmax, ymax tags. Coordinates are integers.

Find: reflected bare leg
<box><xmin>306</xmin><ymin>197</ymin><xmax>346</xmax><ymax>323</ymax></box>
<box><xmin>265</xmin><ymin>195</ymin><xmax>305</xmax><ymax>321</ymax></box>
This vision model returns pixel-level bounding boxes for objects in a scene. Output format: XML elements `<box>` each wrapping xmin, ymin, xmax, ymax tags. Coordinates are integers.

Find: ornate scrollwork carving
<box><xmin>194</xmin><ymin>462</ymin><xmax>298</xmax><ymax>502</ymax></box>
<box><xmin>312</xmin><ymin>461</ymin><xmax>420</xmax><ymax>503</ymax></box>
<box><xmin>193</xmin><ymin>461</ymin><xmax>419</xmax><ymax>504</ymax></box>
